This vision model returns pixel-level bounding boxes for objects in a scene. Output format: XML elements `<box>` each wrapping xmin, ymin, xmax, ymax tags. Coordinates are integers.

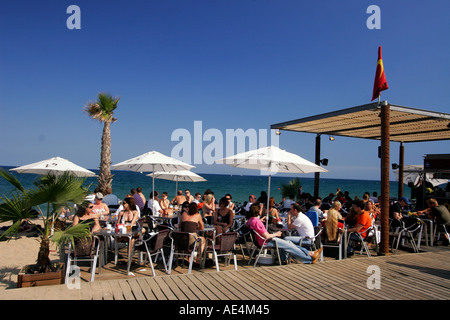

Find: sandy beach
<box><xmin>0</xmin><ymin>219</ymin><xmax>61</xmax><ymax>290</ymax></box>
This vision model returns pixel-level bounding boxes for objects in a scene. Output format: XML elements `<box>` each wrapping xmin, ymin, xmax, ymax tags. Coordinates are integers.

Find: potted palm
<box><xmin>280</xmin><ymin>177</ymin><xmax>301</xmax><ymax>200</ymax></box>
<box><xmin>0</xmin><ymin>169</ymin><xmax>92</xmax><ymax>288</ymax></box>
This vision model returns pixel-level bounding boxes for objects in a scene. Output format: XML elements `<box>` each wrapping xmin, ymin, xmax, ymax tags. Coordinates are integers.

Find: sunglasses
<box><xmin>88</xmin><ymin>206</ymin><xmax>94</xmax><ymax>209</ymax></box>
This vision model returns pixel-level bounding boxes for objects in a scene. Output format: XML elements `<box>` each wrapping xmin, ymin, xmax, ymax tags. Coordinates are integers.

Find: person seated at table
<box><xmin>147</xmin><ymin>191</ymin><xmax>164</xmax><ymax>217</ymax></box>
<box><xmin>91</xmin><ymin>192</ymin><xmax>110</xmax><ymax>220</ymax></box>
<box><xmin>185</xmin><ymin>189</ymin><xmax>194</xmax><ymax>203</ymax></box>
<box><xmin>246</xmin><ymin>203</ymin><xmax>322</xmax><ymax>264</ymax></box>
<box><xmin>224</xmin><ymin>193</ymin><xmax>235</xmax><ymax>212</ymax></box>
<box><xmin>214</xmin><ymin>197</ymin><xmax>235</xmax><ymax>235</ymax></box>
<box><xmin>118</xmin><ymin>197</ymin><xmax>139</xmax><ymax>228</ymax></box>
<box><xmin>417</xmin><ymin>198</ymin><xmax>450</xmax><ymax>245</ymax></box>
<box><xmin>265</xmin><ymin>197</ymin><xmax>281</xmax><ymax>226</ymax></box>
<box><xmin>202</xmin><ymin>194</ymin><xmax>216</xmax><ymax>225</ymax></box>
<box><xmin>159</xmin><ymin>192</ymin><xmax>174</xmax><ymax>216</ymax></box>
<box><xmin>346</xmin><ymin>199</ymin><xmax>373</xmax><ymax>255</ymax></box>
<box><xmin>365</xmin><ymin>199</ymin><xmax>380</xmax><ymax>220</ymax></box>
<box><xmin>180</xmin><ymin>202</ymin><xmax>206</xmax><ymax>263</ymax></box>
<box><xmin>389</xmin><ymin>196</ymin><xmax>410</xmax><ymax>220</ymax></box>
<box><xmin>321</xmin><ymin>208</ymin><xmax>344</xmax><ymax>243</ymax></box>
<box><xmin>389</xmin><ymin>196</ymin><xmax>410</xmax><ymax>231</ymax></box>
<box><xmin>171</xmin><ymin>190</ymin><xmax>187</xmax><ymax>206</ymax></box>
<box><xmin>344</xmin><ymin>206</ymin><xmax>358</xmax><ymax>228</ymax></box>
<box><xmin>73</xmin><ymin>203</ymin><xmax>101</xmax><ymax>233</ymax></box>
<box><xmin>284</xmin><ymin>203</ymin><xmax>315</xmax><ymax>247</ymax></box>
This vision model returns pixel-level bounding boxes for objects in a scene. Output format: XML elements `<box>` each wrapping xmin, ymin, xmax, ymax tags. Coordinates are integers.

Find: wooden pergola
<box><xmin>271</xmin><ymin>101</ymin><xmax>450</xmax><ymax>255</ymax></box>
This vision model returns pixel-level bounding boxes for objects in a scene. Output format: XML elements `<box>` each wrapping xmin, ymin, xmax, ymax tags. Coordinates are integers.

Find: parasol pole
<box><xmin>152</xmin><ymin>164</ymin><xmax>155</xmax><ymax>215</ymax></box>
<box><xmin>266</xmin><ymin>162</ymin><xmax>272</xmax><ymax>229</ymax></box>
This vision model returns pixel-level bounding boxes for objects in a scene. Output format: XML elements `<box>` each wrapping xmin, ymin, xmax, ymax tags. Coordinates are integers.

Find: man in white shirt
<box><xmin>147</xmin><ymin>191</ymin><xmax>163</xmax><ymax>217</ymax></box>
<box><xmin>244</xmin><ymin>194</ymin><xmax>257</xmax><ymax>211</ymax></box>
<box><xmin>285</xmin><ymin>203</ymin><xmax>315</xmax><ymax>246</ymax></box>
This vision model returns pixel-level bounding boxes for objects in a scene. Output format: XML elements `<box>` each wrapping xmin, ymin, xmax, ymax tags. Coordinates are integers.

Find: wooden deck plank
<box><xmin>153</xmin><ymin>276</ymin><xmax>177</xmax><ymax>300</ymax></box>
<box><xmin>180</xmin><ymin>273</ymin><xmax>219</xmax><ymax>300</ymax></box>
<box><xmin>127</xmin><ymin>278</ymin><xmax>146</xmax><ymax>300</ymax></box>
<box><xmin>225</xmin><ymin>269</ymin><xmax>272</xmax><ymax>300</ymax></box>
<box><xmin>261</xmin><ymin>266</ymin><xmax>319</xmax><ymax>300</ymax></box>
<box><xmin>3</xmin><ymin>250</ymin><xmax>449</xmax><ymax>300</ymax></box>
<box><xmin>191</xmin><ymin>273</ymin><xmax>229</xmax><ymax>300</ymax></box>
<box><xmin>135</xmin><ymin>278</ymin><xmax>157</xmax><ymax>300</ymax></box>
<box><xmin>107</xmin><ymin>280</ymin><xmax>125</xmax><ymax>300</ymax></box>
<box><xmin>176</xmin><ymin>275</ymin><xmax>210</xmax><ymax>300</ymax></box>
<box><xmin>244</xmin><ymin>268</ymin><xmax>295</xmax><ymax>300</ymax></box>
<box><xmin>144</xmin><ymin>277</ymin><xmax>166</xmax><ymax>300</ymax></box>
<box><xmin>99</xmin><ymin>280</ymin><xmax>115</xmax><ymax>300</ymax></box>
<box><xmin>161</xmin><ymin>276</ymin><xmax>190</xmax><ymax>300</ymax></box>
<box><xmin>200</xmin><ymin>272</ymin><xmax>240</xmax><ymax>300</ymax></box>
<box><xmin>117</xmin><ymin>279</ymin><xmax>135</xmax><ymax>300</ymax></box>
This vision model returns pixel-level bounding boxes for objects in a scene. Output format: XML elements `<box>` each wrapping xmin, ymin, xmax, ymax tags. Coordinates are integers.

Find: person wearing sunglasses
<box><xmin>224</xmin><ymin>193</ymin><xmax>235</xmax><ymax>212</ymax></box>
<box><xmin>73</xmin><ymin>204</ymin><xmax>101</xmax><ymax>233</ymax></box>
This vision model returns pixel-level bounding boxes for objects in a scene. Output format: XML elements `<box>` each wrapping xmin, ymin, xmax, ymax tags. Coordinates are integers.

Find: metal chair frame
<box><xmin>65</xmin><ymin>235</ymin><xmax>100</xmax><ymax>283</ymax></box>
<box><xmin>248</xmin><ymin>231</ymin><xmax>282</xmax><ymax>267</ymax></box>
<box><xmin>167</xmin><ymin>230</ymin><xmax>202</xmax><ymax>274</ymax></box>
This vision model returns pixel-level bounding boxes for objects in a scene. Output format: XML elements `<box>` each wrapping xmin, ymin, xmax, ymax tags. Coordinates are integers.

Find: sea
<box><xmin>0</xmin><ymin>166</ymin><xmax>406</xmax><ymax>205</ymax></box>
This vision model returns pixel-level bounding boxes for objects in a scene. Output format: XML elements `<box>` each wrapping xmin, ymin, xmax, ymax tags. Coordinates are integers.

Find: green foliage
<box><xmin>83</xmin><ymin>92</ymin><xmax>119</xmax><ymax>123</ymax></box>
<box><xmin>280</xmin><ymin>177</ymin><xmax>301</xmax><ymax>199</ymax></box>
<box><xmin>0</xmin><ymin>171</ymin><xmax>91</xmax><ymax>250</ymax></box>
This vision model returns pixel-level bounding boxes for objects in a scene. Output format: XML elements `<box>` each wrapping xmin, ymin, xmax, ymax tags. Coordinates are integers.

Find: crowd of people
<box><xmin>70</xmin><ymin>183</ymin><xmax>449</xmax><ymax>270</ymax></box>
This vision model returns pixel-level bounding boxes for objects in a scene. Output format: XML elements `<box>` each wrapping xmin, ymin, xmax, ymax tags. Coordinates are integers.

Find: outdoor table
<box><xmin>94</xmin><ymin>227</ymin><xmax>141</xmax><ymax>275</ymax></box>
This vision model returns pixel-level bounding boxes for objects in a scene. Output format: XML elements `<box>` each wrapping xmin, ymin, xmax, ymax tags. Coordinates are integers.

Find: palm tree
<box><xmin>0</xmin><ymin>169</ymin><xmax>92</xmax><ymax>272</ymax></box>
<box><xmin>280</xmin><ymin>177</ymin><xmax>301</xmax><ymax>199</ymax></box>
<box><xmin>83</xmin><ymin>92</ymin><xmax>119</xmax><ymax>194</ymax></box>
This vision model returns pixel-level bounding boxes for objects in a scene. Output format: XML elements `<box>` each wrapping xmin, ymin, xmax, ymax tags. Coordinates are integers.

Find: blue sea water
<box><xmin>0</xmin><ymin>166</ymin><xmax>406</xmax><ymax>205</ymax></box>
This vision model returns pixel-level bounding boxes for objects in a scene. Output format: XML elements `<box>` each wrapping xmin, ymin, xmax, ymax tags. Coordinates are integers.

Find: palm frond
<box><xmin>0</xmin><ymin>220</ymin><xmax>22</xmax><ymax>241</ymax></box>
<box><xmin>29</xmin><ymin>172</ymin><xmax>88</xmax><ymax>216</ymax></box>
<box><xmin>0</xmin><ymin>193</ymin><xmax>37</xmax><ymax>223</ymax></box>
<box><xmin>0</xmin><ymin>168</ymin><xmax>25</xmax><ymax>193</ymax></box>
<box><xmin>50</xmin><ymin>222</ymin><xmax>92</xmax><ymax>249</ymax></box>
<box><xmin>280</xmin><ymin>177</ymin><xmax>301</xmax><ymax>198</ymax></box>
<box><xmin>83</xmin><ymin>92</ymin><xmax>119</xmax><ymax>123</ymax></box>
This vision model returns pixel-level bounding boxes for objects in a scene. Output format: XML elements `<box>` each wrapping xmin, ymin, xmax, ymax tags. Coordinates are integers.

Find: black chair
<box><xmin>167</xmin><ymin>231</ymin><xmax>202</xmax><ymax>274</ymax></box>
<box><xmin>321</xmin><ymin>227</ymin><xmax>345</xmax><ymax>260</ymax></box>
<box><xmin>235</xmin><ymin>224</ymin><xmax>253</xmax><ymax>260</ymax></box>
<box><xmin>206</xmin><ymin>232</ymin><xmax>239</xmax><ymax>271</ymax></box>
<box><xmin>134</xmin><ymin>229</ymin><xmax>170</xmax><ymax>276</ymax></box>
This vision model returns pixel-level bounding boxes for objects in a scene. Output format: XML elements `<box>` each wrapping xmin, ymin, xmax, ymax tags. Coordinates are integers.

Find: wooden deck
<box><xmin>2</xmin><ymin>248</ymin><xmax>449</xmax><ymax>301</ymax></box>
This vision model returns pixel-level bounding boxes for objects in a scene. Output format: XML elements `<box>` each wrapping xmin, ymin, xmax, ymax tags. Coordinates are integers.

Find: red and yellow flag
<box><xmin>371</xmin><ymin>46</ymin><xmax>389</xmax><ymax>101</ymax></box>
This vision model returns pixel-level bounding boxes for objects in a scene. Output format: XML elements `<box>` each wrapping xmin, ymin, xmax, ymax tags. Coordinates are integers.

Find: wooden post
<box><xmin>314</xmin><ymin>134</ymin><xmax>321</xmax><ymax>199</ymax></box>
<box><xmin>398</xmin><ymin>142</ymin><xmax>404</xmax><ymax>198</ymax></box>
<box><xmin>380</xmin><ymin>101</ymin><xmax>390</xmax><ymax>255</ymax></box>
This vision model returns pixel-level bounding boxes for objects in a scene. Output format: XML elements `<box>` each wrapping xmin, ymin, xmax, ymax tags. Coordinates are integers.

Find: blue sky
<box><xmin>0</xmin><ymin>0</ymin><xmax>449</xmax><ymax>181</ymax></box>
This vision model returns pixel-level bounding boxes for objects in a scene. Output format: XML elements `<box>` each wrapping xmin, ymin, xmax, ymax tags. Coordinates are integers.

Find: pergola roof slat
<box><xmin>271</xmin><ymin>102</ymin><xmax>450</xmax><ymax>143</ymax></box>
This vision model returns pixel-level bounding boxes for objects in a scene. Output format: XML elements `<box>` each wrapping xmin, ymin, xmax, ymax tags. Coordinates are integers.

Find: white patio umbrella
<box><xmin>112</xmin><ymin>151</ymin><xmax>195</xmax><ymax>213</ymax></box>
<box><xmin>216</xmin><ymin>145</ymin><xmax>328</xmax><ymax>227</ymax></box>
<box><xmin>10</xmin><ymin>156</ymin><xmax>96</xmax><ymax>177</ymax></box>
<box><xmin>147</xmin><ymin>170</ymin><xmax>206</xmax><ymax>196</ymax></box>
<box><xmin>394</xmin><ymin>165</ymin><xmax>448</xmax><ymax>187</ymax></box>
